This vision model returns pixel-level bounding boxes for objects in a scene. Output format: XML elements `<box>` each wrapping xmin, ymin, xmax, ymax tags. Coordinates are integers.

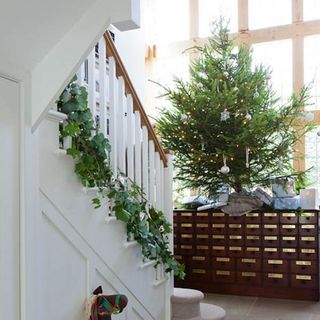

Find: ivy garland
<box><xmin>57</xmin><ymin>77</ymin><xmax>185</xmax><ymax>279</ymax></box>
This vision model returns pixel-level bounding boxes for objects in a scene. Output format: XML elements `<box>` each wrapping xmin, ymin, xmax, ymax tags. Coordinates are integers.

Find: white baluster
<box><xmin>88</xmin><ymin>49</ymin><xmax>96</xmax><ymax>119</ymax></box>
<box><xmin>76</xmin><ymin>63</ymin><xmax>85</xmax><ymax>86</ymax></box>
<box><xmin>155</xmin><ymin>152</ymin><xmax>161</xmax><ymax>210</ymax></box>
<box><xmin>148</xmin><ymin>140</ymin><xmax>155</xmax><ymax>206</ymax></box>
<box><xmin>108</xmin><ymin>56</ymin><xmax>118</xmax><ymax>173</ymax></box>
<box><xmin>98</xmin><ymin>37</ymin><xmax>107</xmax><ymax>137</ymax></box>
<box><xmin>118</xmin><ymin>77</ymin><xmax>126</xmax><ymax>174</ymax></box>
<box><xmin>160</xmin><ymin>159</ymin><xmax>164</xmax><ymax>211</ymax></box>
<box><xmin>142</xmin><ymin>126</ymin><xmax>149</xmax><ymax>199</ymax></box>
<box><xmin>126</xmin><ymin>95</ymin><xmax>134</xmax><ymax>180</ymax></box>
<box><xmin>134</xmin><ymin>111</ymin><xmax>142</xmax><ymax>187</ymax></box>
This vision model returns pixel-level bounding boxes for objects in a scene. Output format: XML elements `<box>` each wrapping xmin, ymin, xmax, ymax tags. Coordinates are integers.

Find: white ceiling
<box><xmin>0</xmin><ymin>0</ymin><xmax>98</xmax><ymax>77</ymax></box>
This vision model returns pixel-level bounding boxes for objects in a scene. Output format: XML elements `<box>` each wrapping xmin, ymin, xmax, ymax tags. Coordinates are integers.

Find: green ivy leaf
<box><xmin>66</xmin><ymin>147</ymin><xmax>80</xmax><ymax>159</ymax></box>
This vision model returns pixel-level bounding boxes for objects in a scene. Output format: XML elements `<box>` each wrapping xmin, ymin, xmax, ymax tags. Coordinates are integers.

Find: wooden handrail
<box><xmin>103</xmin><ymin>31</ymin><xmax>168</xmax><ymax>167</ymax></box>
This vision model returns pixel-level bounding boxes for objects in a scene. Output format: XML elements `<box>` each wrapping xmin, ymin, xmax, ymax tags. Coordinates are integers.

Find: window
<box><xmin>304</xmin><ymin>35</ymin><xmax>320</xmax><ymax>110</ymax></box>
<box><xmin>144</xmin><ymin>0</ymin><xmax>189</xmax><ymax>45</ymax></box>
<box><xmin>199</xmin><ymin>0</ymin><xmax>238</xmax><ymax>37</ymax></box>
<box><xmin>252</xmin><ymin>40</ymin><xmax>292</xmax><ymax>104</ymax></box>
<box><xmin>305</xmin><ymin>127</ymin><xmax>320</xmax><ymax>188</ymax></box>
<box><xmin>249</xmin><ymin>0</ymin><xmax>291</xmax><ymax>30</ymax></box>
<box><xmin>304</xmin><ymin>0</ymin><xmax>320</xmax><ymax>21</ymax></box>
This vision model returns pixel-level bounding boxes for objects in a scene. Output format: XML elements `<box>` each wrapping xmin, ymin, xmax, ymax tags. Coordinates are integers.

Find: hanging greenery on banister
<box><xmin>56</xmin><ymin>77</ymin><xmax>185</xmax><ymax>279</ymax></box>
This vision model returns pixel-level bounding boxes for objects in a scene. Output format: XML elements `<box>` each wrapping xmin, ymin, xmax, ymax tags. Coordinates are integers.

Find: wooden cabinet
<box><xmin>174</xmin><ymin>210</ymin><xmax>319</xmax><ymax>301</ymax></box>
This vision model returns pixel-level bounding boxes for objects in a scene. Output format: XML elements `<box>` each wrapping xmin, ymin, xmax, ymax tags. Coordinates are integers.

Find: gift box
<box><xmin>271</xmin><ymin>176</ymin><xmax>296</xmax><ymax>198</ymax></box>
<box><xmin>253</xmin><ymin>187</ymin><xmax>273</xmax><ymax>206</ymax></box>
<box><xmin>300</xmin><ymin>188</ymin><xmax>319</xmax><ymax>210</ymax></box>
<box><xmin>274</xmin><ymin>196</ymin><xmax>300</xmax><ymax>210</ymax></box>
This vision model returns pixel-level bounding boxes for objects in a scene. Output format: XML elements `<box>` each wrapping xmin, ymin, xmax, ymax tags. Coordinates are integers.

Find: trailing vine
<box><xmin>57</xmin><ymin>77</ymin><xmax>185</xmax><ymax>279</ymax></box>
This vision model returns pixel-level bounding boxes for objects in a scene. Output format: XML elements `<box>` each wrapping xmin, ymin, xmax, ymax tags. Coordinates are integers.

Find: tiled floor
<box><xmin>204</xmin><ymin>293</ymin><xmax>320</xmax><ymax>320</ymax></box>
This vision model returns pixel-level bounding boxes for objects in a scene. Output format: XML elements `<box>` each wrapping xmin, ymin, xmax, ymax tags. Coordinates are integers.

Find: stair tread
<box><xmin>172</xmin><ymin>288</ymin><xmax>204</xmax><ymax>304</ymax></box>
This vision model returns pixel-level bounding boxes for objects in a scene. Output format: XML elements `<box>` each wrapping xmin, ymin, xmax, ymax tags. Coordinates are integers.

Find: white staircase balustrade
<box><xmin>42</xmin><ymin>31</ymin><xmax>173</xmax><ymax>319</ymax></box>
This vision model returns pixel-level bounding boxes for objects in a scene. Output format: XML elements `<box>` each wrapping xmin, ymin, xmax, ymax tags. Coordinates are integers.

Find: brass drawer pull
<box><xmin>197</xmin><ymin>212</ymin><xmax>208</xmax><ymax>217</ymax></box>
<box><xmin>264</xmin><ymin>224</ymin><xmax>277</xmax><ymax>229</ymax></box>
<box><xmin>296</xmin><ymin>261</ymin><xmax>311</xmax><ymax>266</ymax></box>
<box><xmin>247</xmin><ymin>247</ymin><xmax>260</xmax><ymax>252</ymax></box>
<box><xmin>229</xmin><ymin>224</ymin><xmax>242</xmax><ymax>228</ymax></box>
<box><xmin>196</xmin><ymin>245</ymin><xmax>208</xmax><ymax>250</ymax></box>
<box><xmin>246</xmin><ymin>213</ymin><xmax>259</xmax><ymax>217</ymax></box>
<box><xmin>197</xmin><ymin>223</ymin><xmax>208</xmax><ymax>228</ymax></box>
<box><xmin>241</xmin><ymin>258</ymin><xmax>256</xmax><ymax>263</ymax></box>
<box><xmin>229</xmin><ymin>235</ymin><xmax>242</xmax><ymax>240</ymax></box>
<box><xmin>301</xmin><ymin>249</ymin><xmax>315</xmax><ymax>254</ymax></box>
<box><xmin>247</xmin><ymin>224</ymin><xmax>259</xmax><ymax>228</ymax></box>
<box><xmin>216</xmin><ymin>270</ymin><xmax>230</xmax><ymax>275</ymax></box>
<box><xmin>181</xmin><ymin>223</ymin><xmax>192</xmax><ymax>227</ymax></box>
<box><xmin>212</xmin><ymin>212</ymin><xmax>225</xmax><ymax>217</ymax></box>
<box><xmin>282</xmin><ymin>236</ymin><xmax>296</xmax><ymax>241</ymax></box>
<box><xmin>197</xmin><ymin>234</ymin><xmax>208</xmax><ymax>239</ymax></box>
<box><xmin>229</xmin><ymin>246</ymin><xmax>241</xmax><ymax>251</ymax></box>
<box><xmin>247</xmin><ymin>236</ymin><xmax>260</xmax><ymax>240</ymax></box>
<box><xmin>268</xmin><ymin>259</ymin><xmax>283</xmax><ymax>265</ymax></box>
<box><xmin>296</xmin><ymin>275</ymin><xmax>312</xmax><ymax>281</ymax></box>
<box><xmin>302</xmin><ymin>212</ymin><xmax>315</xmax><ymax>217</ymax></box>
<box><xmin>283</xmin><ymin>248</ymin><xmax>296</xmax><ymax>253</ymax></box>
<box><xmin>301</xmin><ymin>236</ymin><xmax>315</xmax><ymax>241</ymax></box>
<box><xmin>181</xmin><ymin>245</ymin><xmax>192</xmax><ymax>249</ymax></box>
<box><xmin>212</xmin><ymin>224</ymin><xmax>225</xmax><ymax>228</ymax></box>
<box><xmin>181</xmin><ymin>213</ymin><xmax>192</xmax><ymax>217</ymax></box>
<box><xmin>242</xmin><ymin>272</ymin><xmax>256</xmax><ymax>277</ymax></box>
<box><xmin>282</xmin><ymin>213</ymin><xmax>296</xmax><ymax>217</ymax></box>
<box><xmin>264</xmin><ymin>236</ymin><xmax>277</xmax><ymax>240</ymax></box>
<box><xmin>212</xmin><ymin>246</ymin><xmax>225</xmax><ymax>250</ymax></box>
<box><xmin>212</xmin><ymin>235</ymin><xmax>225</xmax><ymax>239</ymax></box>
<box><xmin>301</xmin><ymin>225</ymin><xmax>315</xmax><ymax>229</ymax></box>
<box><xmin>181</xmin><ymin>234</ymin><xmax>192</xmax><ymax>238</ymax></box>
<box><xmin>192</xmin><ymin>256</ymin><xmax>205</xmax><ymax>261</ymax></box>
<box><xmin>265</xmin><ymin>248</ymin><xmax>277</xmax><ymax>252</ymax></box>
<box><xmin>264</xmin><ymin>213</ymin><xmax>277</xmax><ymax>217</ymax></box>
<box><xmin>268</xmin><ymin>273</ymin><xmax>283</xmax><ymax>279</ymax></box>
<box><xmin>282</xmin><ymin>225</ymin><xmax>296</xmax><ymax>229</ymax></box>
<box><xmin>216</xmin><ymin>257</ymin><xmax>230</xmax><ymax>262</ymax></box>
<box><xmin>192</xmin><ymin>269</ymin><xmax>206</xmax><ymax>274</ymax></box>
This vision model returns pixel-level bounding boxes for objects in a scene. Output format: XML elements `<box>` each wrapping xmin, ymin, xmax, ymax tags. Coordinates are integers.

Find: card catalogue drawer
<box><xmin>245</xmin><ymin>235</ymin><xmax>261</xmax><ymax>247</ymax></box>
<box><xmin>228</xmin><ymin>224</ymin><xmax>244</xmax><ymax>235</ymax></box>
<box><xmin>229</xmin><ymin>235</ymin><xmax>244</xmax><ymax>246</ymax></box>
<box><xmin>211</xmin><ymin>212</ymin><xmax>227</xmax><ymax>223</ymax></box>
<box><xmin>263</xmin><ymin>235</ymin><xmax>279</xmax><ymax>247</ymax></box>
<box><xmin>228</xmin><ymin>216</ymin><xmax>244</xmax><ymax>224</ymax></box>
<box><xmin>263</xmin><ymin>213</ymin><xmax>279</xmax><ymax>223</ymax></box>
<box><xmin>179</xmin><ymin>244</ymin><xmax>194</xmax><ymax>255</ymax></box>
<box><xmin>237</xmin><ymin>258</ymin><xmax>261</xmax><ymax>272</ymax></box>
<box><xmin>290</xmin><ymin>260</ymin><xmax>317</xmax><ymax>275</ymax></box>
<box><xmin>245</xmin><ymin>212</ymin><xmax>261</xmax><ymax>224</ymax></box>
<box><xmin>280</xmin><ymin>236</ymin><xmax>298</xmax><ymax>248</ymax></box>
<box><xmin>180</xmin><ymin>234</ymin><xmax>194</xmax><ymax>244</ymax></box>
<box><xmin>212</xmin><ymin>235</ymin><xmax>226</xmax><ymax>246</ymax></box>
<box><xmin>299</xmin><ymin>236</ymin><xmax>317</xmax><ymax>248</ymax></box>
<box><xmin>290</xmin><ymin>274</ymin><xmax>318</xmax><ymax>289</ymax></box>
<box><xmin>299</xmin><ymin>248</ymin><xmax>317</xmax><ymax>260</ymax></box>
<box><xmin>280</xmin><ymin>212</ymin><xmax>298</xmax><ymax>224</ymax></box>
<box><xmin>263</xmin><ymin>259</ymin><xmax>289</xmax><ymax>273</ymax></box>
<box><xmin>237</xmin><ymin>272</ymin><xmax>262</xmax><ymax>286</ymax></box>
<box><xmin>280</xmin><ymin>248</ymin><xmax>298</xmax><ymax>260</ymax></box>
<box><xmin>195</xmin><ymin>245</ymin><xmax>210</xmax><ymax>255</ymax></box>
<box><xmin>228</xmin><ymin>246</ymin><xmax>244</xmax><ymax>257</ymax></box>
<box><xmin>299</xmin><ymin>212</ymin><xmax>317</xmax><ymax>224</ymax></box>
<box><xmin>263</xmin><ymin>247</ymin><xmax>280</xmax><ymax>259</ymax></box>
<box><xmin>180</xmin><ymin>223</ymin><xmax>194</xmax><ymax>233</ymax></box>
<box><xmin>195</xmin><ymin>223</ymin><xmax>210</xmax><ymax>234</ymax></box>
<box><xmin>246</xmin><ymin>224</ymin><xmax>261</xmax><ymax>235</ymax></box>
<box><xmin>299</xmin><ymin>224</ymin><xmax>317</xmax><ymax>236</ymax></box>
<box><xmin>190</xmin><ymin>268</ymin><xmax>210</xmax><ymax>280</ymax></box>
<box><xmin>212</xmin><ymin>245</ymin><xmax>227</xmax><ymax>256</ymax></box>
<box><xmin>212</xmin><ymin>223</ymin><xmax>227</xmax><ymax>235</ymax></box>
<box><xmin>180</xmin><ymin>212</ymin><xmax>194</xmax><ymax>222</ymax></box>
<box><xmin>263</xmin><ymin>224</ymin><xmax>279</xmax><ymax>236</ymax></box>
<box><xmin>195</xmin><ymin>234</ymin><xmax>210</xmax><ymax>245</ymax></box>
<box><xmin>280</xmin><ymin>224</ymin><xmax>298</xmax><ymax>236</ymax></box>
<box><xmin>263</xmin><ymin>273</ymin><xmax>289</xmax><ymax>287</ymax></box>
<box><xmin>245</xmin><ymin>247</ymin><xmax>262</xmax><ymax>259</ymax></box>
<box><xmin>212</xmin><ymin>257</ymin><xmax>235</xmax><ymax>270</ymax></box>
<box><xmin>195</xmin><ymin>212</ymin><xmax>210</xmax><ymax>222</ymax></box>
<box><xmin>212</xmin><ymin>270</ymin><xmax>235</xmax><ymax>283</ymax></box>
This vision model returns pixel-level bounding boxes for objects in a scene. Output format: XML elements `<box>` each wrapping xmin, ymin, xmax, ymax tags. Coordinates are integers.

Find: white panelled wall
<box><xmin>31</xmin><ymin>32</ymin><xmax>173</xmax><ymax>320</ymax></box>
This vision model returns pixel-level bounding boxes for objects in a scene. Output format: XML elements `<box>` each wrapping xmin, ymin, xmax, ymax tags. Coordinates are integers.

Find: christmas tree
<box><xmin>156</xmin><ymin>21</ymin><xmax>313</xmax><ymax>195</ymax></box>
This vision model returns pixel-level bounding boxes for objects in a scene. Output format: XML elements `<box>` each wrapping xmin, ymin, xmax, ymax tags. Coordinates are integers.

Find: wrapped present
<box><xmin>300</xmin><ymin>188</ymin><xmax>319</xmax><ymax>210</ymax></box>
<box><xmin>253</xmin><ymin>187</ymin><xmax>273</xmax><ymax>206</ymax></box>
<box><xmin>271</xmin><ymin>176</ymin><xmax>296</xmax><ymax>198</ymax></box>
<box><xmin>274</xmin><ymin>196</ymin><xmax>300</xmax><ymax>210</ymax></box>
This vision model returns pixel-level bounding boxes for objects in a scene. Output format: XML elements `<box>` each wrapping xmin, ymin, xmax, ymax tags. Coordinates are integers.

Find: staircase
<box><xmin>34</xmin><ymin>31</ymin><xmax>173</xmax><ymax>320</ymax></box>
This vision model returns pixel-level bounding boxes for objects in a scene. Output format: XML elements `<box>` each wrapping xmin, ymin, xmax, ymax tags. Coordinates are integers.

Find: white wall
<box><xmin>111</xmin><ymin>0</ymin><xmax>146</xmax><ymax>105</ymax></box>
<box><xmin>0</xmin><ymin>76</ymin><xmax>20</xmax><ymax>320</ymax></box>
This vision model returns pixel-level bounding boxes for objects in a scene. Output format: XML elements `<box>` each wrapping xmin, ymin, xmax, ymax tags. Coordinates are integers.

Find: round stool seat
<box><xmin>172</xmin><ymin>288</ymin><xmax>204</xmax><ymax>304</ymax></box>
<box><xmin>200</xmin><ymin>303</ymin><xmax>226</xmax><ymax>320</ymax></box>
